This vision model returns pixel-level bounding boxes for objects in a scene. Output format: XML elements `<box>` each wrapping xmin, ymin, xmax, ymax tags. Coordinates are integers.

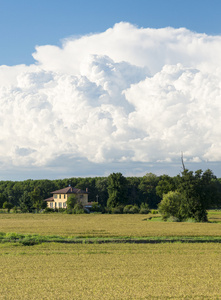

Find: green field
<box><xmin>1</xmin><ymin>212</ymin><xmax>221</xmax><ymax>299</ymax></box>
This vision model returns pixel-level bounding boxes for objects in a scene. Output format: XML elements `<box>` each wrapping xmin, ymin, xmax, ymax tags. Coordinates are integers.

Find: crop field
<box><xmin>1</xmin><ymin>242</ymin><xmax>221</xmax><ymax>299</ymax></box>
<box><xmin>0</xmin><ymin>211</ymin><xmax>221</xmax><ymax>238</ymax></box>
<box><xmin>1</xmin><ymin>211</ymin><xmax>221</xmax><ymax>299</ymax></box>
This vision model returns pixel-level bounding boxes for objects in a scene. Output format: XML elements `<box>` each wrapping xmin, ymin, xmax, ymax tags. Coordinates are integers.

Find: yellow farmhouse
<box><xmin>44</xmin><ymin>186</ymin><xmax>89</xmax><ymax>209</ymax></box>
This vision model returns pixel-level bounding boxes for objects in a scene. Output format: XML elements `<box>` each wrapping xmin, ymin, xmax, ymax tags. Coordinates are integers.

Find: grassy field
<box><xmin>1</xmin><ymin>212</ymin><xmax>221</xmax><ymax>299</ymax></box>
<box><xmin>0</xmin><ymin>211</ymin><xmax>221</xmax><ymax>238</ymax></box>
<box><xmin>0</xmin><ymin>242</ymin><xmax>221</xmax><ymax>299</ymax></box>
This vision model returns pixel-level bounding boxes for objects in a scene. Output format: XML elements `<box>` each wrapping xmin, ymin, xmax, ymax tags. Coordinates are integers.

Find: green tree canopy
<box><xmin>138</xmin><ymin>173</ymin><xmax>161</xmax><ymax>208</ymax></box>
<box><xmin>66</xmin><ymin>194</ymin><xmax>78</xmax><ymax>211</ymax></box>
<box><xmin>3</xmin><ymin>201</ymin><xmax>13</xmax><ymax>213</ymax></box>
<box><xmin>30</xmin><ymin>187</ymin><xmax>45</xmax><ymax>212</ymax></box>
<box><xmin>0</xmin><ymin>193</ymin><xmax>7</xmax><ymax>208</ymax></box>
<box><xmin>159</xmin><ymin>169</ymin><xmax>221</xmax><ymax>222</ymax></box>
<box><xmin>156</xmin><ymin>175</ymin><xmax>176</xmax><ymax>198</ymax></box>
<box><xmin>176</xmin><ymin>169</ymin><xmax>219</xmax><ymax>222</ymax></box>
<box><xmin>158</xmin><ymin>191</ymin><xmax>187</xmax><ymax>221</ymax></box>
<box><xmin>107</xmin><ymin>173</ymin><xmax>128</xmax><ymax>208</ymax></box>
<box><xmin>19</xmin><ymin>191</ymin><xmax>32</xmax><ymax>213</ymax></box>
<box><xmin>95</xmin><ymin>178</ymin><xmax>108</xmax><ymax>207</ymax></box>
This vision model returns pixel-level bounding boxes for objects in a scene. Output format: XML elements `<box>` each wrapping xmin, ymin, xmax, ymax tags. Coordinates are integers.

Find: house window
<box><xmin>59</xmin><ymin>194</ymin><xmax>61</xmax><ymax>199</ymax></box>
<box><xmin>63</xmin><ymin>202</ymin><xmax>67</xmax><ymax>208</ymax></box>
<box><xmin>64</xmin><ymin>194</ymin><xmax>66</xmax><ymax>199</ymax></box>
<box><xmin>54</xmin><ymin>195</ymin><xmax>57</xmax><ymax>199</ymax></box>
<box><xmin>55</xmin><ymin>202</ymin><xmax>57</xmax><ymax>208</ymax></box>
<box><xmin>59</xmin><ymin>202</ymin><xmax>62</xmax><ymax>208</ymax></box>
<box><xmin>80</xmin><ymin>195</ymin><xmax>83</xmax><ymax>199</ymax></box>
<box><xmin>50</xmin><ymin>202</ymin><xmax>53</xmax><ymax>208</ymax></box>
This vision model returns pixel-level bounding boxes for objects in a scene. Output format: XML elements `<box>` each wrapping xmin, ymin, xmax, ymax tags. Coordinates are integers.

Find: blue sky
<box><xmin>1</xmin><ymin>0</ymin><xmax>221</xmax><ymax>66</ymax></box>
<box><xmin>1</xmin><ymin>0</ymin><xmax>221</xmax><ymax>180</ymax></box>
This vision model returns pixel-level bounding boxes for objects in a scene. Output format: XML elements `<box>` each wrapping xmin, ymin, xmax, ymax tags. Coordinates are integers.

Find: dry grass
<box><xmin>1</xmin><ymin>213</ymin><xmax>221</xmax><ymax>299</ymax></box>
<box><xmin>0</xmin><ymin>242</ymin><xmax>221</xmax><ymax>299</ymax></box>
<box><xmin>0</xmin><ymin>213</ymin><xmax>221</xmax><ymax>238</ymax></box>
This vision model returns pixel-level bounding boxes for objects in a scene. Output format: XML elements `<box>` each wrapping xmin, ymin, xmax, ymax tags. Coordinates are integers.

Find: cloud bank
<box><xmin>1</xmin><ymin>22</ymin><xmax>221</xmax><ymax>178</ymax></box>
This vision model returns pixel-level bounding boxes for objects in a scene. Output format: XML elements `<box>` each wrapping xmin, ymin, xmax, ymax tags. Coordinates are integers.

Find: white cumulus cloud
<box><xmin>1</xmin><ymin>22</ymin><xmax>221</xmax><ymax>178</ymax></box>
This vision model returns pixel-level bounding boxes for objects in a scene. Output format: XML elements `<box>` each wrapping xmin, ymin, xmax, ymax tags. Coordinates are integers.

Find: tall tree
<box><xmin>107</xmin><ymin>173</ymin><xmax>128</xmax><ymax>208</ymax></box>
<box><xmin>66</xmin><ymin>194</ymin><xmax>78</xmax><ymax>213</ymax></box>
<box><xmin>156</xmin><ymin>175</ymin><xmax>176</xmax><ymax>198</ymax></box>
<box><xmin>30</xmin><ymin>187</ymin><xmax>45</xmax><ymax>212</ymax></box>
<box><xmin>19</xmin><ymin>191</ymin><xmax>32</xmax><ymax>213</ymax></box>
<box><xmin>95</xmin><ymin>178</ymin><xmax>108</xmax><ymax>207</ymax></box>
<box><xmin>0</xmin><ymin>193</ymin><xmax>7</xmax><ymax>208</ymax></box>
<box><xmin>127</xmin><ymin>177</ymin><xmax>141</xmax><ymax>205</ymax></box>
<box><xmin>176</xmin><ymin>169</ymin><xmax>220</xmax><ymax>221</ymax></box>
<box><xmin>138</xmin><ymin>173</ymin><xmax>161</xmax><ymax>208</ymax></box>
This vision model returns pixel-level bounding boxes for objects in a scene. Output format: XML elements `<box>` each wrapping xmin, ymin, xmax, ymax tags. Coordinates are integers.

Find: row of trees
<box><xmin>0</xmin><ymin>174</ymin><xmax>162</xmax><ymax>210</ymax></box>
<box><xmin>0</xmin><ymin>169</ymin><xmax>221</xmax><ymax>221</ymax></box>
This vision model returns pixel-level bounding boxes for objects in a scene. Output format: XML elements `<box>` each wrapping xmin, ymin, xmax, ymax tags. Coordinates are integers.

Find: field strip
<box><xmin>2</xmin><ymin>232</ymin><xmax>221</xmax><ymax>245</ymax></box>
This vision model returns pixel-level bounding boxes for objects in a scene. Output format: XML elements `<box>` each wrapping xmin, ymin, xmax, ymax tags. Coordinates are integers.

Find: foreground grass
<box><xmin>0</xmin><ymin>242</ymin><xmax>221</xmax><ymax>299</ymax></box>
<box><xmin>1</xmin><ymin>213</ymin><xmax>221</xmax><ymax>299</ymax></box>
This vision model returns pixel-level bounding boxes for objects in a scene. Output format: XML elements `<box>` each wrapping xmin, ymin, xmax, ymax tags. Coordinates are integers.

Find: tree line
<box><xmin>0</xmin><ymin>174</ymin><xmax>161</xmax><ymax>211</ymax></box>
<box><xmin>0</xmin><ymin>169</ymin><xmax>221</xmax><ymax>221</ymax></box>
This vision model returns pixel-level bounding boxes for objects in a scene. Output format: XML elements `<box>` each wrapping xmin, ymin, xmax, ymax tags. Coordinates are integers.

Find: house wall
<box><xmin>47</xmin><ymin>193</ymin><xmax>88</xmax><ymax>209</ymax></box>
<box><xmin>52</xmin><ymin>193</ymin><xmax>67</xmax><ymax>209</ymax></box>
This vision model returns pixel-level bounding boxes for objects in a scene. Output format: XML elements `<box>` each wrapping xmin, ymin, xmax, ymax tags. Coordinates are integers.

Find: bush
<box><xmin>123</xmin><ymin>205</ymin><xmax>140</xmax><ymax>214</ymax></box>
<box><xmin>167</xmin><ymin>216</ymin><xmax>181</xmax><ymax>222</ymax></box>
<box><xmin>151</xmin><ymin>209</ymin><xmax>158</xmax><ymax>214</ymax></box>
<box><xmin>12</xmin><ymin>206</ymin><xmax>18</xmax><ymax>214</ymax></box>
<box><xmin>158</xmin><ymin>191</ymin><xmax>187</xmax><ymax>221</ymax></box>
<box><xmin>66</xmin><ymin>194</ymin><xmax>78</xmax><ymax>210</ymax></box>
<box><xmin>129</xmin><ymin>205</ymin><xmax>140</xmax><ymax>214</ymax></box>
<box><xmin>3</xmin><ymin>202</ymin><xmax>13</xmax><ymax>213</ymax></box>
<box><xmin>105</xmin><ymin>207</ymin><xmax>112</xmax><ymax>214</ymax></box>
<box><xmin>111</xmin><ymin>206</ymin><xmax>124</xmax><ymax>214</ymax></box>
<box><xmin>139</xmin><ymin>203</ymin><xmax>150</xmax><ymax>214</ymax></box>
<box><xmin>72</xmin><ymin>203</ymin><xmax>84</xmax><ymax>214</ymax></box>
<box><xmin>123</xmin><ymin>205</ymin><xmax>133</xmax><ymax>214</ymax></box>
<box><xmin>2</xmin><ymin>201</ymin><xmax>13</xmax><ymax>213</ymax></box>
<box><xmin>90</xmin><ymin>202</ymin><xmax>102</xmax><ymax>212</ymax></box>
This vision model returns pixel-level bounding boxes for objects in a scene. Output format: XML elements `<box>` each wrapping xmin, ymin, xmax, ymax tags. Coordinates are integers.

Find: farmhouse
<box><xmin>44</xmin><ymin>186</ymin><xmax>89</xmax><ymax>209</ymax></box>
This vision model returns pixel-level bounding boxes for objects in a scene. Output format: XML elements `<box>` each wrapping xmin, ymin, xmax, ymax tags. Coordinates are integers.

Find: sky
<box><xmin>1</xmin><ymin>0</ymin><xmax>221</xmax><ymax>180</ymax></box>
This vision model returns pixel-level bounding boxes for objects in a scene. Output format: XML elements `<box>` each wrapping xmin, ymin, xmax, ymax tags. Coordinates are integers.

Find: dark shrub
<box><xmin>123</xmin><ymin>205</ymin><xmax>133</xmax><ymax>214</ymax></box>
<box><xmin>90</xmin><ymin>202</ymin><xmax>102</xmax><ymax>212</ymax></box>
<box><xmin>111</xmin><ymin>206</ymin><xmax>124</xmax><ymax>214</ymax></box>
<box><xmin>139</xmin><ymin>203</ymin><xmax>150</xmax><ymax>214</ymax></box>
<box><xmin>129</xmin><ymin>205</ymin><xmax>140</xmax><ymax>214</ymax></box>
<box><xmin>73</xmin><ymin>203</ymin><xmax>84</xmax><ymax>214</ymax></box>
